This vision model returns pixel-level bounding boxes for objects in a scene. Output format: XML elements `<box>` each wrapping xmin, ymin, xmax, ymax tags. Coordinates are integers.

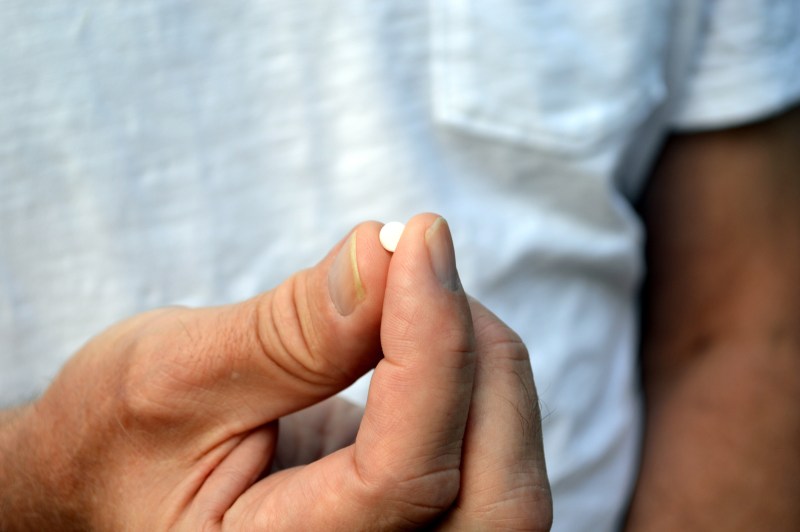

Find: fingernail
<box><xmin>426</xmin><ymin>217</ymin><xmax>461</xmax><ymax>291</ymax></box>
<box><xmin>328</xmin><ymin>232</ymin><xmax>366</xmax><ymax>316</ymax></box>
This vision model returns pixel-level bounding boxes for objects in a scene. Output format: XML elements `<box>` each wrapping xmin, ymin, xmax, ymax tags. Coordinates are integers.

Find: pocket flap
<box><xmin>430</xmin><ymin>0</ymin><xmax>669</xmax><ymax>153</ymax></box>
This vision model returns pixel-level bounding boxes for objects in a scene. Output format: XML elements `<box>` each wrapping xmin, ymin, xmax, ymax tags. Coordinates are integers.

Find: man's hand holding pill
<box><xmin>0</xmin><ymin>213</ymin><xmax>552</xmax><ymax>530</ymax></box>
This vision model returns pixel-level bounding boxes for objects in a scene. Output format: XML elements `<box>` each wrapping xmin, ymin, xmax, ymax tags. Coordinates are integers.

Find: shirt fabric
<box><xmin>1</xmin><ymin>1</ymin><xmax>798</xmax><ymax>530</ymax></box>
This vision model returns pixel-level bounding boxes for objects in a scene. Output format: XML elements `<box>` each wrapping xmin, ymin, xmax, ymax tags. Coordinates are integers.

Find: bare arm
<box><xmin>626</xmin><ymin>105</ymin><xmax>800</xmax><ymax>530</ymax></box>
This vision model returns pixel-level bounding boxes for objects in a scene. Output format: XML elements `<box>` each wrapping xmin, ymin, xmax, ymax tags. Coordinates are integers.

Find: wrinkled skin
<box><xmin>1</xmin><ymin>214</ymin><xmax>551</xmax><ymax>531</ymax></box>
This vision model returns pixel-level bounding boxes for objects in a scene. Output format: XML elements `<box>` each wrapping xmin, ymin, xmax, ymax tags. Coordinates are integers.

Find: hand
<box><xmin>273</xmin><ymin>297</ymin><xmax>553</xmax><ymax>530</ymax></box>
<box><xmin>1</xmin><ymin>214</ymin><xmax>551</xmax><ymax>530</ymax></box>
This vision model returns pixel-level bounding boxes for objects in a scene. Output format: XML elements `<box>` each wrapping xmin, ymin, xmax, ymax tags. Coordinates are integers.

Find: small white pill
<box><xmin>379</xmin><ymin>221</ymin><xmax>405</xmax><ymax>253</ymax></box>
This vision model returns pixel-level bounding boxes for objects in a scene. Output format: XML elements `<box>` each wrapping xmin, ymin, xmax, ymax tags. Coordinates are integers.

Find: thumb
<box><xmin>126</xmin><ymin>221</ymin><xmax>392</xmax><ymax>432</ymax></box>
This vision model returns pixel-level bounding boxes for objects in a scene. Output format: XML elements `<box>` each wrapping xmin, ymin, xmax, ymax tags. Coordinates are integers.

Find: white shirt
<box><xmin>1</xmin><ymin>1</ymin><xmax>798</xmax><ymax>530</ymax></box>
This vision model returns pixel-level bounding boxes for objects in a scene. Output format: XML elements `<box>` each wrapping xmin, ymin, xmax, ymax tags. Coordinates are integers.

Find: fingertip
<box><xmin>326</xmin><ymin>221</ymin><xmax>390</xmax><ymax>318</ymax></box>
<box><xmin>391</xmin><ymin>212</ymin><xmax>443</xmax><ymax>254</ymax></box>
<box><xmin>383</xmin><ymin>213</ymin><xmax>467</xmax><ymax>323</ymax></box>
<box><xmin>350</xmin><ymin>221</ymin><xmax>393</xmax><ymax>310</ymax></box>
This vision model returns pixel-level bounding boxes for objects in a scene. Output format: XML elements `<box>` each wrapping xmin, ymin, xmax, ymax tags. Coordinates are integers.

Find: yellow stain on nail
<box><xmin>350</xmin><ymin>232</ymin><xmax>366</xmax><ymax>302</ymax></box>
<box><xmin>425</xmin><ymin>216</ymin><xmax>446</xmax><ymax>242</ymax></box>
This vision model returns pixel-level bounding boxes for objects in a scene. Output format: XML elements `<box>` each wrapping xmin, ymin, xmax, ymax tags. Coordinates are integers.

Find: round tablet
<box><xmin>379</xmin><ymin>221</ymin><xmax>405</xmax><ymax>253</ymax></box>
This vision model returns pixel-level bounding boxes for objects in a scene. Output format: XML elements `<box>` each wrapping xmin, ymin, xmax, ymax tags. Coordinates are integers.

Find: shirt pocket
<box><xmin>430</xmin><ymin>0</ymin><xmax>670</xmax><ymax>154</ymax></box>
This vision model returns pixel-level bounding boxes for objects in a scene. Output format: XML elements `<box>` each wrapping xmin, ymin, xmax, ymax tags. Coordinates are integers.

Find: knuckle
<box><xmin>115</xmin><ymin>308</ymin><xmax>202</xmax><ymax>427</ymax></box>
<box><xmin>255</xmin><ymin>274</ymin><xmax>343</xmax><ymax>387</ymax></box>
<box><xmin>469</xmin><ymin>299</ymin><xmax>532</xmax><ymax>364</ymax></box>
<box><xmin>478</xmin><ymin>322</ymin><xmax>529</xmax><ymax>363</ymax></box>
<box><xmin>356</xmin><ymin>459</ymin><xmax>462</xmax><ymax>524</ymax></box>
<box><xmin>389</xmin><ymin>299</ymin><xmax>476</xmax><ymax>368</ymax></box>
<box><xmin>471</xmin><ymin>484</ymin><xmax>553</xmax><ymax>531</ymax></box>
